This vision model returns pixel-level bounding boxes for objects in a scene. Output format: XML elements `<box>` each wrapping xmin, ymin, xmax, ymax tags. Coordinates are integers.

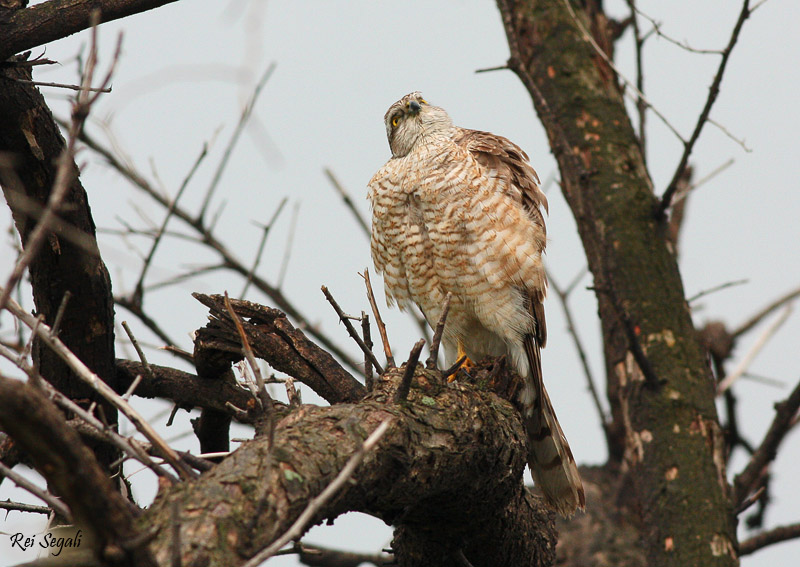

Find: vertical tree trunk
<box><xmin>497</xmin><ymin>1</ymin><xmax>738</xmax><ymax>565</ymax></box>
<box><xmin>0</xmin><ymin>62</ymin><xmax>119</xmax><ymax>471</ymax></box>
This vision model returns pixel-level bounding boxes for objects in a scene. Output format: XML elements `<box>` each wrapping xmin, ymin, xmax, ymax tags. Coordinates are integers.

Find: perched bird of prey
<box><xmin>367</xmin><ymin>92</ymin><xmax>585</xmax><ymax>516</ymax></box>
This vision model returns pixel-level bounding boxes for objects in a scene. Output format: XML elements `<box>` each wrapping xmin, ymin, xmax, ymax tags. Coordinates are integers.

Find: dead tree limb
<box><xmin>139</xmin><ymin>365</ymin><xmax>554</xmax><ymax>567</ymax></box>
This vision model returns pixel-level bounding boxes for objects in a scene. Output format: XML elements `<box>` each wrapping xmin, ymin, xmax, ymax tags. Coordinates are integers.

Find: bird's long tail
<box><xmin>521</xmin><ymin>336</ymin><xmax>585</xmax><ymax>517</ymax></box>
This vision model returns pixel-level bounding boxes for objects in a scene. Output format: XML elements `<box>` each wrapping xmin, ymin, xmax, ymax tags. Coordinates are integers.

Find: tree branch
<box><xmin>139</xmin><ymin>365</ymin><xmax>553</xmax><ymax>567</ymax></box>
<box><xmin>658</xmin><ymin>0</ymin><xmax>753</xmax><ymax>215</ymax></box>
<box><xmin>732</xmin><ymin>375</ymin><xmax>800</xmax><ymax>506</ymax></box>
<box><xmin>193</xmin><ymin>293</ymin><xmax>367</xmax><ymax>404</ymax></box>
<box><xmin>0</xmin><ymin>0</ymin><xmax>180</xmax><ymax>61</ymax></box>
<box><xmin>0</xmin><ymin>375</ymin><xmax>157</xmax><ymax>566</ymax></box>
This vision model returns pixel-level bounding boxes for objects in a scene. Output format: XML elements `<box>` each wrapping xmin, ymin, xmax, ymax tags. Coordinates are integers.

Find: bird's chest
<box><xmin>372</xmin><ymin>151</ymin><xmax>470</xmax><ymax>243</ymax></box>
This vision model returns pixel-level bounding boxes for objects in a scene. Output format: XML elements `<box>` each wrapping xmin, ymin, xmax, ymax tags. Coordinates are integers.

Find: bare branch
<box><xmin>0</xmin><ymin>500</ymin><xmax>52</xmax><ymax>515</ymax></box>
<box><xmin>732</xmin><ymin>284</ymin><xmax>800</xmax><ymax>340</ymax></box>
<box><xmin>658</xmin><ymin>0</ymin><xmax>754</xmax><ymax>215</ymax></box>
<box><xmin>426</xmin><ymin>292</ymin><xmax>452</xmax><ymax>369</ymax></box>
<box><xmin>625</xmin><ymin>0</ymin><xmax>647</xmax><ymax>157</ymax></box>
<box><xmin>223</xmin><ymin>292</ymin><xmax>273</xmax><ymax>436</ymax></box>
<box><xmin>363</xmin><ymin>268</ymin><xmax>395</xmax><ymax>369</ymax></box>
<box><xmin>0</xmin><ymin>459</ymin><xmax>71</xmax><ymax>520</ymax></box>
<box><xmin>322</xmin><ymin>285</ymin><xmax>384</xmax><ymax>375</ymax></box>
<box><xmin>548</xmin><ymin>269</ymin><xmax>608</xmax><ymax>429</ymax></box>
<box><xmin>1</xmin><ymin>290</ymin><xmax>196</xmax><ymax>481</ymax></box>
<box><xmin>12</xmin><ymin>78</ymin><xmax>112</xmax><ymax>93</ymax></box>
<box><xmin>241</xmin><ymin>197</ymin><xmax>288</xmax><ymax>297</ymax></box>
<box><xmin>79</xmin><ymin>125</ymin><xmax>361</xmax><ymax>372</ymax></box>
<box><xmin>740</xmin><ymin>522</ymin><xmax>800</xmax><ymax>555</ymax></box>
<box><xmin>198</xmin><ymin>63</ymin><xmax>276</xmax><ymax>221</ymax></box>
<box><xmin>0</xmin><ymin>0</ymin><xmax>181</xmax><ymax>62</ymax></box>
<box><xmin>395</xmin><ymin>340</ymin><xmax>426</xmax><ymax>404</ymax></box>
<box><xmin>717</xmin><ymin>304</ymin><xmax>792</xmax><ymax>395</ymax></box>
<box><xmin>131</xmin><ymin>142</ymin><xmax>208</xmax><ymax>306</ymax></box>
<box><xmin>241</xmin><ymin>419</ymin><xmax>393</xmax><ymax>567</ymax></box>
<box><xmin>362</xmin><ymin>312</ymin><xmax>374</xmax><ymax>391</ymax></box>
<box><xmin>688</xmin><ymin>278</ymin><xmax>749</xmax><ymax>304</ymax></box>
<box><xmin>324</xmin><ymin>168</ymin><xmax>371</xmax><ymax>240</ymax></box>
<box><xmin>732</xmin><ymin>375</ymin><xmax>800</xmax><ymax>506</ymax></box>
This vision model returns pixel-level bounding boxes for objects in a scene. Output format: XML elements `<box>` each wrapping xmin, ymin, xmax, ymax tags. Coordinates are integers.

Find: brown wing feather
<box><xmin>453</xmin><ymin>128</ymin><xmax>548</xmax><ymax>233</ymax></box>
<box><xmin>455</xmin><ymin>127</ymin><xmax>584</xmax><ymax>515</ymax></box>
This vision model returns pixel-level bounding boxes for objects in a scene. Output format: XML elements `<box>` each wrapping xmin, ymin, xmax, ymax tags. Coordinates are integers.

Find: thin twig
<box><xmin>0</xmin><ymin>500</ymin><xmax>52</xmax><ymax>515</ymax></box>
<box><xmin>223</xmin><ymin>293</ymin><xmax>273</xmax><ymax>431</ymax></box>
<box><xmin>121</xmin><ymin>321</ymin><xmax>156</xmax><ymax>388</ymax></box>
<box><xmin>362</xmin><ymin>312</ymin><xmax>374</xmax><ymax>391</ymax></box>
<box><xmin>198</xmin><ymin>62</ymin><xmax>276</xmax><ymax>221</ymax></box>
<box><xmin>241</xmin><ymin>197</ymin><xmax>288</xmax><ymax>297</ymax></box>
<box><xmin>658</xmin><ymin>0</ymin><xmax>753</xmax><ymax>215</ymax></box>
<box><xmin>708</xmin><ymin>117</ymin><xmax>752</xmax><ymax>153</ymax></box>
<box><xmin>0</xmin><ymin>460</ymin><xmax>71</xmax><ymax>520</ymax></box>
<box><xmin>688</xmin><ymin>278</ymin><xmax>749</xmax><ymax>303</ymax></box>
<box><xmin>13</xmin><ymin>79</ymin><xmax>111</xmax><ymax>93</ymax></box>
<box><xmin>394</xmin><ymin>339</ymin><xmax>425</xmax><ymax>404</ymax></box>
<box><xmin>625</xmin><ymin>0</ymin><xmax>647</xmax><ymax>158</ymax></box>
<box><xmin>671</xmin><ymin>158</ymin><xmax>735</xmax><ymax>208</ymax></box>
<box><xmin>241</xmin><ymin>419</ymin><xmax>393</xmax><ymax>567</ymax></box>
<box><xmin>363</xmin><ymin>269</ymin><xmax>394</xmax><ymax>369</ymax></box>
<box><xmin>324</xmin><ymin>168</ymin><xmax>370</xmax><ymax>239</ymax></box>
<box><xmin>718</xmin><ymin>305</ymin><xmax>792</xmax><ymax>394</ymax></box>
<box><xmin>732</xmin><ymin>285</ymin><xmax>800</xmax><ymax>340</ymax></box>
<box><xmin>132</xmin><ymin>142</ymin><xmax>208</xmax><ymax>306</ymax></box>
<box><xmin>321</xmin><ymin>286</ymin><xmax>384</xmax><ymax>376</ymax></box>
<box><xmin>732</xmin><ymin>375</ymin><xmax>800</xmax><ymax>506</ymax></box>
<box><xmin>548</xmin><ymin>269</ymin><xmax>608</xmax><ymax>426</ymax></box>
<box><xmin>284</xmin><ymin>377</ymin><xmax>301</xmax><ymax>407</ymax></box>
<box><xmin>46</xmin><ymin>388</ymin><xmax>177</xmax><ymax>482</ymax></box>
<box><xmin>734</xmin><ymin>485</ymin><xmax>765</xmax><ymax>515</ymax></box>
<box><xmin>633</xmin><ymin>6</ymin><xmax>725</xmax><ymax>55</ymax></box>
<box><xmin>426</xmin><ymin>293</ymin><xmax>452</xmax><ymax>369</ymax></box>
<box><xmin>50</xmin><ymin>290</ymin><xmax>72</xmax><ymax>337</ymax></box>
<box><xmin>276</xmin><ymin>201</ymin><xmax>300</xmax><ymax>289</ymax></box>
<box><xmin>1</xmin><ymin>290</ymin><xmax>195</xmax><ymax>481</ymax></box>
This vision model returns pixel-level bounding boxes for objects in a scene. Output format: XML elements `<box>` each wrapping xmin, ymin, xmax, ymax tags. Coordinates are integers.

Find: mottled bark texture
<box><xmin>0</xmin><ymin>61</ymin><xmax>119</xmax><ymax>470</ymax></box>
<box><xmin>498</xmin><ymin>1</ymin><xmax>737</xmax><ymax>565</ymax></box>
<box><xmin>140</xmin><ymin>364</ymin><xmax>556</xmax><ymax>567</ymax></box>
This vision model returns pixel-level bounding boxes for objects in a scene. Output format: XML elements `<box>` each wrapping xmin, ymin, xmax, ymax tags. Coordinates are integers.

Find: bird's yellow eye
<box><xmin>392</xmin><ymin>116</ymin><xmax>400</xmax><ymax>127</ymax></box>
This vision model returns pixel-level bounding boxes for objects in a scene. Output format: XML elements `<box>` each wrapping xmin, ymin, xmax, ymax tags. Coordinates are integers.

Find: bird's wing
<box><xmin>454</xmin><ymin>127</ymin><xmax>548</xmax><ymax>346</ymax></box>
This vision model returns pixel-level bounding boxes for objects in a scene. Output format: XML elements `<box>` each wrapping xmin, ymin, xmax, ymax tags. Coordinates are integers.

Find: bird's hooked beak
<box><xmin>407</xmin><ymin>100</ymin><xmax>422</xmax><ymax>114</ymax></box>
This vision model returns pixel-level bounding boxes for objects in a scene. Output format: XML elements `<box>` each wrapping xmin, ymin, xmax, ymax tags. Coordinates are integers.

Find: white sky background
<box><xmin>1</xmin><ymin>0</ymin><xmax>799</xmax><ymax>565</ymax></box>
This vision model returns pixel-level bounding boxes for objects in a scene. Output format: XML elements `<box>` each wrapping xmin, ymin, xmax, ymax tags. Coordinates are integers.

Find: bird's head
<box><xmin>383</xmin><ymin>92</ymin><xmax>453</xmax><ymax>157</ymax></box>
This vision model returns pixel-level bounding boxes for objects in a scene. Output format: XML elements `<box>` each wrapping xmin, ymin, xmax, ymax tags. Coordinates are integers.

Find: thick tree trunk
<box><xmin>0</xmin><ymin>61</ymin><xmax>119</xmax><ymax>470</ymax></box>
<box><xmin>497</xmin><ymin>1</ymin><xmax>738</xmax><ymax>565</ymax></box>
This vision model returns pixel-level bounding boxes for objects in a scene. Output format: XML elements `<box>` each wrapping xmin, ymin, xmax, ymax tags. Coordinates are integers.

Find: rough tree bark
<box><xmin>0</xmin><ymin>60</ymin><xmax>120</xmax><ymax>470</ymax></box>
<box><xmin>497</xmin><ymin>1</ymin><xmax>737</xmax><ymax>566</ymax></box>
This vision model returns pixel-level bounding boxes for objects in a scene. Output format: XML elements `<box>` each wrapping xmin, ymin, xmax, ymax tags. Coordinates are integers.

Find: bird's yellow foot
<box><xmin>448</xmin><ymin>340</ymin><xmax>475</xmax><ymax>382</ymax></box>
